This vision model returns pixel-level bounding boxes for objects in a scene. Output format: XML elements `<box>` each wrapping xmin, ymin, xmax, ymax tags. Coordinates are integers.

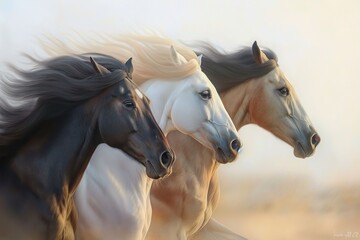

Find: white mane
<box><xmin>43</xmin><ymin>34</ymin><xmax>200</xmax><ymax>85</ymax></box>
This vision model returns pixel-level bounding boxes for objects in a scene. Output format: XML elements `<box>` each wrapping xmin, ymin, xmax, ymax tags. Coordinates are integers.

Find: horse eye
<box><xmin>278</xmin><ymin>87</ymin><xmax>289</xmax><ymax>96</ymax></box>
<box><xmin>123</xmin><ymin>99</ymin><xmax>136</xmax><ymax>109</ymax></box>
<box><xmin>199</xmin><ymin>90</ymin><xmax>212</xmax><ymax>100</ymax></box>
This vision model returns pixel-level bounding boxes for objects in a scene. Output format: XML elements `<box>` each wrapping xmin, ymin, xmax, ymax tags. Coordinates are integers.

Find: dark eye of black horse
<box><xmin>278</xmin><ymin>87</ymin><xmax>289</xmax><ymax>97</ymax></box>
<box><xmin>123</xmin><ymin>99</ymin><xmax>136</xmax><ymax>109</ymax></box>
<box><xmin>199</xmin><ymin>89</ymin><xmax>212</xmax><ymax>100</ymax></box>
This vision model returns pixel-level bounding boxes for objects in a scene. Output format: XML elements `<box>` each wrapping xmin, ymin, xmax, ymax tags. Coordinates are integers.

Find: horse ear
<box><xmin>170</xmin><ymin>45</ymin><xmax>181</xmax><ymax>64</ymax></box>
<box><xmin>124</xmin><ymin>57</ymin><xmax>133</xmax><ymax>78</ymax></box>
<box><xmin>90</xmin><ymin>57</ymin><xmax>110</xmax><ymax>75</ymax></box>
<box><xmin>252</xmin><ymin>41</ymin><xmax>266</xmax><ymax>64</ymax></box>
<box><xmin>197</xmin><ymin>54</ymin><xmax>203</xmax><ymax>66</ymax></box>
<box><xmin>252</xmin><ymin>41</ymin><xmax>263</xmax><ymax>64</ymax></box>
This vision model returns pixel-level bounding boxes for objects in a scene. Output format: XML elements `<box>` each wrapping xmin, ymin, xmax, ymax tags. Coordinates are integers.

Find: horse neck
<box><xmin>151</xmin><ymin>131</ymin><xmax>219</xmax><ymax>231</ymax></box>
<box><xmin>220</xmin><ymin>78</ymin><xmax>261</xmax><ymax>129</ymax></box>
<box><xmin>140</xmin><ymin>79</ymin><xmax>182</xmax><ymax>133</ymax></box>
<box><xmin>160</xmin><ymin>131</ymin><xmax>218</xmax><ymax>188</ymax></box>
<box><xmin>9</xmin><ymin>101</ymin><xmax>101</xmax><ymax>198</ymax></box>
<box><xmin>89</xmin><ymin>144</ymin><xmax>153</xmax><ymax>195</ymax></box>
<box><xmin>115</xmin><ymin>158</ymin><xmax>153</xmax><ymax>195</ymax></box>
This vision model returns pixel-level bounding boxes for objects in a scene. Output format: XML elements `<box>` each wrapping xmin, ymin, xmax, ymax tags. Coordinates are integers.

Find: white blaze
<box><xmin>135</xmin><ymin>89</ymin><xmax>144</xmax><ymax>99</ymax></box>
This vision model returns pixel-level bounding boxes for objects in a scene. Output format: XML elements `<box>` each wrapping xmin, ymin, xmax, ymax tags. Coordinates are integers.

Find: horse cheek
<box><xmin>98</xmin><ymin>107</ymin><xmax>126</xmax><ymax>147</ymax></box>
<box><xmin>172</xmin><ymin>96</ymin><xmax>201</xmax><ymax>133</ymax></box>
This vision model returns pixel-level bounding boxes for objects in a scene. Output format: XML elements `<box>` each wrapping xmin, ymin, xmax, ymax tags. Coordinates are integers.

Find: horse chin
<box><xmin>144</xmin><ymin>160</ymin><xmax>169</xmax><ymax>179</ymax></box>
<box><xmin>214</xmin><ymin>148</ymin><xmax>237</xmax><ymax>164</ymax></box>
<box><xmin>194</xmin><ymin>125</ymin><xmax>240</xmax><ymax>164</ymax></box>
<box><xmin>294</xmin><ymin>141</ymin><xmax>314</xmax><ymax>159</ymax></box>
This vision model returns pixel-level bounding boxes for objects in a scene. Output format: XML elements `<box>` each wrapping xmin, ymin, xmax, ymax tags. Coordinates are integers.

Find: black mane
<box><xmin>0</xmin><ymin>53</ymin><xmax>127</xmax><ymax>161</ymax></box>
<box><xmin>194</xmin><ymin>42</ymin><xmax>278</xmax><ymax>92</ymax></box>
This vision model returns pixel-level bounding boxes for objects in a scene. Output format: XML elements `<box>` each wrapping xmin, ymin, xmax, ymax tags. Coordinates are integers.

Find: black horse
<box><xmin>0</xmin><ymin>53</ymin><xmax>174</xmax><ymax>239</ymax></box>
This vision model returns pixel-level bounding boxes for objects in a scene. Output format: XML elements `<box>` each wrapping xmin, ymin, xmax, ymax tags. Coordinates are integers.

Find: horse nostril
<box><xmin>311</xmin><ymin>133</ymin><xmax>321</xmax><ymax>146</ymax></box>
<box><xmin>230</xmin><ymin>139</ymin><xmax>241</xmax><ymax>152</ymax></box>
<box><xmin>160</xmin><ymin>151</ymin><xmax>173</xmax><ymax>168</ymax></box>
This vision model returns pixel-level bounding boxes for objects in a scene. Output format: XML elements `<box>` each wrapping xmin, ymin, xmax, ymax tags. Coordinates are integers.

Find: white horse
<box><xmin>45</xmin><ymin>35</ymin><xmax>241</xmax><ymax>240</ymax></box>
<box><xmin>146</xmin><ymin>42</ymin><xmax>320</xmax><ymax>240</ymax></box>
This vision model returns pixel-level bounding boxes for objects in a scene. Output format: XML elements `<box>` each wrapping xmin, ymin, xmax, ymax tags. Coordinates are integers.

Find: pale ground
<box><xmin>214</xmin><ymin>175</ymin><xmax>360</xmax><ymax>240</ymax></box>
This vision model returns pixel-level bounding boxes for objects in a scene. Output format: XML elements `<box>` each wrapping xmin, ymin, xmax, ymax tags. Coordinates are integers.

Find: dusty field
<box><xmin>213</xmin><ymin>176</ymin><xmax>360</xmax><ymax>240</ymax></box>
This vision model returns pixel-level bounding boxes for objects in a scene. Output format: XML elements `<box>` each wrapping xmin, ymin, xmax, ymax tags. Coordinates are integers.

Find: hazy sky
<box><xmin>1</xmin><ymin>0</ymin><xmax>359</xmax><ymax>188</ymax></box>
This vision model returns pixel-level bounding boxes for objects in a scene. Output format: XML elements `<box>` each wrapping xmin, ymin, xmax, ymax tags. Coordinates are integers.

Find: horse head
<box><xmin>166</xmin><ymin>47</ymin><xmax>241</xmax><ymax>163</ymax></box>
<box><xmin>249</xmin><ymin>42</ymin><xmax>320</xmax><ymax>158</ymax></box>
<box><xmin>92</xmin><ymin>57</ymin><xmax>175</xmax><ymax>178</ymax></box>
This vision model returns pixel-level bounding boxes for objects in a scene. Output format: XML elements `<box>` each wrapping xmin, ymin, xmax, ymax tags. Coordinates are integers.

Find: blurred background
<box><xmin>1</xmin><ymin>0</ymin><xmax>359</xmax><ymax>239</ymax></box>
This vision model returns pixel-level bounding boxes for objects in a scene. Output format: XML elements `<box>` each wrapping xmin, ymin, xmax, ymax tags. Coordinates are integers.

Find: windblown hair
<box><xmin>0</xmin><ymin>53</ymin><xmax>127</xmax><ymax>161</ymax></box>
<box><xmin>193</xmin><ymin>42</ymin><xmax>278</xmax><ymax>92</ymax></box>
<box><xmin>44</xmin><ymin>35</ymin><xmax>200</xmax><ymax>86</ymax></box>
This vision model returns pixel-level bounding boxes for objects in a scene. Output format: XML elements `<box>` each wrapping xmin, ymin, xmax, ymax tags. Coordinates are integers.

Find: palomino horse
<box><xmin>44</xmin><ymin>35</ymin><xmax>241</xmax><ymax>240</ymax></box>
<box><xmin>147</xmin><ymin>42</ymin><xmax>321</xmax><ymax>240</ymax></box>
<box><xmin>0</xmin><ymin>53</ymin><xmax>174</xmax><ymax>239</ymax></box>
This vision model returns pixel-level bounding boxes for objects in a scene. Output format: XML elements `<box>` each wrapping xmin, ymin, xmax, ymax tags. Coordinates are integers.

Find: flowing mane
<box><xmin>193</xmin><ymin>42</ymin><xmax>278</xmax><ymax>92</ymax></box>
<box><xmin>0</xmin><ymin>53</ymin><xmax>127</xmax><ymax>161</ymax></box>
<box><xmin>44</xmin><ymin>35</ymin><xmax>201</xmax><ymax>85</ymax></box>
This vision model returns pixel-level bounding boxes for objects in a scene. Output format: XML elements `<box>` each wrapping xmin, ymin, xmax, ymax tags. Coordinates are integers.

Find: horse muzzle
<box><xmin>214</xmin><ymin>130</ymin><xmax>242</xmax><ymax>164</ymax></box>
<box><xmin>145</xmin><ymin>149</ymin><xmax>175</xmax><ymax>179</ymax></box>
<box><xmin>294</xmin><ymin>131</ymin><xmax>321</xmax><ymax>158</ymax></box>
